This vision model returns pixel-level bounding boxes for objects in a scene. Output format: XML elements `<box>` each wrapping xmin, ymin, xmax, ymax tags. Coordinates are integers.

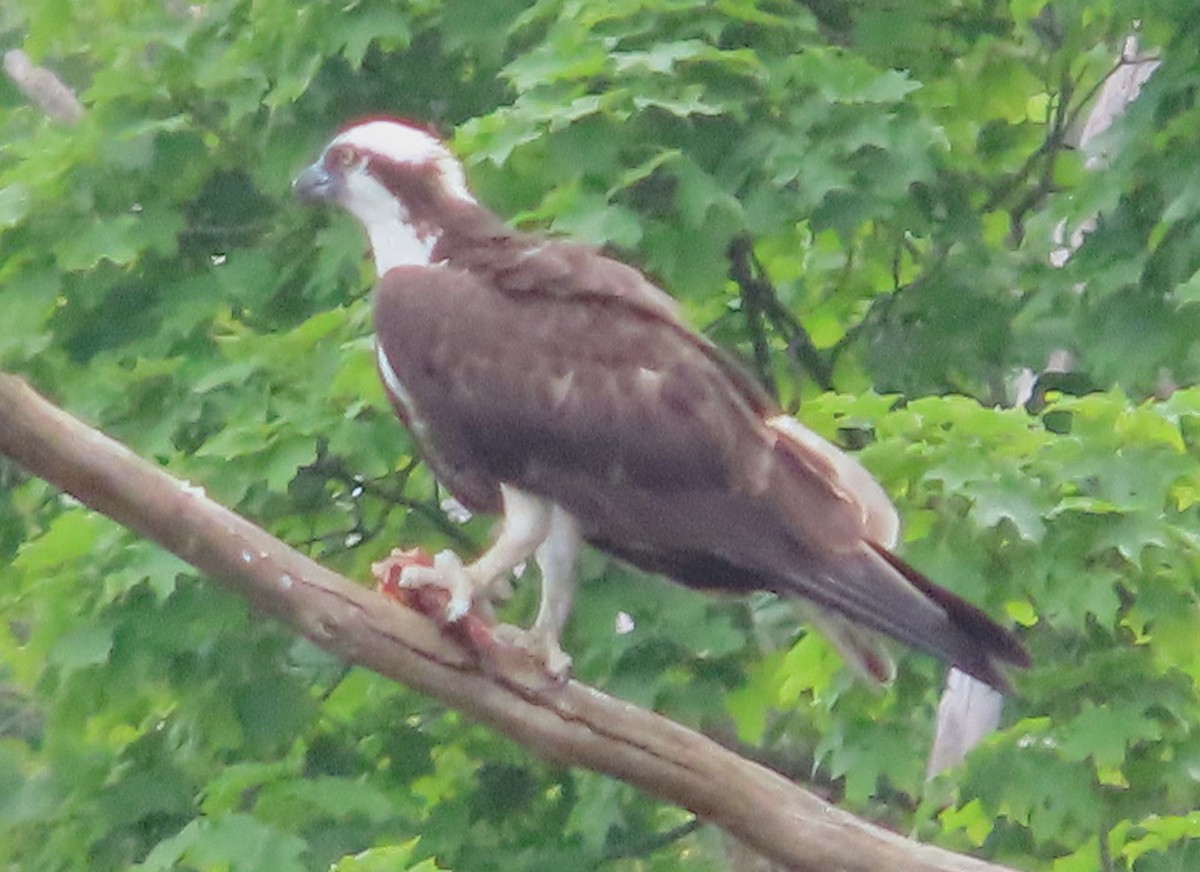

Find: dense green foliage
<box><xmin>2</xmin><ymin>1</ymin><xmax>1199</xmax><ymax>869</ymax></box>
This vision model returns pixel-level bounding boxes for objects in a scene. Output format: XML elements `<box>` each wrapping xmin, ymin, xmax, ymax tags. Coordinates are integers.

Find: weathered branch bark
<box><xmin>3</xmin><ymin>50</ymin><xmax>85</xmax><ymax>125</ymax></box>
<box><xmin>0</xmin><ymin>372</ymin><xmax>1013</xmax><ymax>872</ymax></box>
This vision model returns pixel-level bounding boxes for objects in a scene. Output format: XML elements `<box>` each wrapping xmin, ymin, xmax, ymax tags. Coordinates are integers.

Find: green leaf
<box><xmin>566</xmin><ymin>772</ymin><xmax>625</xmax><ymax>853</ymax></box>
<box><xmin>14</xmin><ymin>510</ymin><xmax>102</xmax><ymax>574</ymax></box>
<box><xmin>53</xmin><ymin>209</ymin><xmax>182</xmax><ymax>271</ymax></box>
<box><xmin>233</xmin><ymin>676</ymin><xmax>316</xmax><ymax>749</ymax></box>
<box><xmin>333</xmin><ymin>840</ymin><xmax>448</xmax><ymax>872</ymax></box>
<box><xmin>48</xmin><ymin>622</ymin><xmax>113</xmax><ymax>670</ymax></box>
<box><xmin>140</xmin><ymin>814</ymin><xmax>308</xmax><ymax>872</ymax></box>
<box><xmin>962</xmin><ymin>477</ymin><xmax>1047</xmax><ymax>542</ymax></box>
<box><xmin>1120</xmin><ymin>812</ymin><xmax>1200</xmax><ymax>865</ymax></box>
<box><xmin>335</xmin><ymin>5</ymin><xmax>413</xmax><ymax>69</ymax></box>
<box><xmin>1056</xmin><ymin>700</ymin><xmax>1161</xmax><ymax>770</ymax></box>
<box><xmin>939</xmin><ymin>798</ymin><xmax>996</xmax><ymax>847</ymax></box>
<box><xmin>1051</xmin><ymin>838</ymin><xmax>1101</xmax><ymax>871</ymax></box>
<box><xmin>0</xmin><ymin>183</ymin><xmax>32</xmax><ymax>230</ymax></box>
<box><xmin>792</xmin><ymin>50</ymin><xmax>922</xmax><ymax>104</ymax></box>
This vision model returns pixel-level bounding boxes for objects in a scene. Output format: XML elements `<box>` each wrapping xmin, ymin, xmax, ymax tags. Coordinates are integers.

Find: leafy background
<box><xmin>1</xmin><ymin>1</ymin><xmax>1199</xmax><ymax>869</ymax></box>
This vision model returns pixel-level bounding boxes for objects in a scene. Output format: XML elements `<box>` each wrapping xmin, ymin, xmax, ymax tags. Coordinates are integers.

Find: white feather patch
<box><xmin>376</xmin><ymin>342</ymin><xmax>429</xmax><ymax>443</ymax></box>
<box><xmin>332</xmin><ymin>120</ymin><xmax>475</xmax><ymax>204</ymax></box>
<box><xmin>766</xmin><ymin>414</ymin><xmax>900</xmax><ymax>547</ymax></box>
<box><xmin>341</xmin><ymin>170</ymin><xmax>437</xmax><ymax>274</ymax></box>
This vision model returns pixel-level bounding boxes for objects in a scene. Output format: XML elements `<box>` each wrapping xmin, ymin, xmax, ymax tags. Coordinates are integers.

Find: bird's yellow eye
<box><xmin>330</xmin><ymin>146</ymin><xmax>359</xmax><ymax>168</ymax></box>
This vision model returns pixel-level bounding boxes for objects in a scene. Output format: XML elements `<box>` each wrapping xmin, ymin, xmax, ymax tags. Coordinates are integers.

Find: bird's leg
<box><xmin>393</xmin><ymin>486</ymin><xmax>580</xmax><ymax>678</ymax></box>
<box><xmin>462</xmin><ymin>486</ymin><xmax>551</xmax><ymax>608</ymax></box>
<box><xmin>493</xmin><ymin>506</ymin><xmax>581</xmax><ymax>678</ymax></box>
<box><xmin>399</xmin><ymin>485</ymin><xmax>551</xmax><ymax>622</ymax></box>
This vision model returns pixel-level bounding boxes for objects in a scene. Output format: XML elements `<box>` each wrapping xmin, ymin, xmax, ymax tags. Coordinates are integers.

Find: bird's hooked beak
<box><xmin>293</xmin><ymin>158</ymin><xmax>339</xmax><ymax>204</ymax></box>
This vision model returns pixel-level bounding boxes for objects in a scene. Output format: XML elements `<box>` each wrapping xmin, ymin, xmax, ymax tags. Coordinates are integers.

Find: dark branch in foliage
<box><xmin>312</xmin><ymin>452</ymin><xmax>477</xmax><ymax>551</ymax></box>
<box><xmin>1063</xmin><ymin>47</ymin><xmax>1160</xmax><ymax>138</ymax></box>
<box><xmin>980</xmin><ymin>75</ymin><xmax>1071</xmax><ymax>235</ymax></box>
<box><xmin>1006</xmin><ymin>67</ymin><xmax>1075</xmax><ymax>242</ymax></box>
<box><xmin>728</xmin><ymin>236</ymin><xmax>777</xmax><ymax>395</ymax></box>
<box><xmin>819</xmin><ymin>42</ymin><xmax>1153</xmax><ymax>385</ymax></box>
<box><xmin>594</xmin><ymin>817</ymin><xmax>704</xmax><ymax>868</ymax></box>
<box><xmin>727</xmin><ymin>235</ymin><xmax>835</xmax><ymax>394</ymax></box>
<box><xmin>987</xmin><ymin>46</ymin><xmax>1152</xmax><ymax>242</ymax></box>
<box><xmin>793</xmin><ymin>0</ymin><xmax>854</xmax><ymax>44</ymax></box>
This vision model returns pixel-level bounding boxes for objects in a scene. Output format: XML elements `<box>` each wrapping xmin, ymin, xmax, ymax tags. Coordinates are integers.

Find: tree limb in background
<box><xmin>926</xmin><ymin>669</ymin><xmax>1004</xmax><ymax>780</ymax></box>
<box><xmin>3</xmin><ymin>50</ymin><xmax>84</xmax><ymax>125</ymax></box>
<box><xmin>926</xmin><ymin>36</ymin><xmax>1162</xmax><ymax>781</ymax></box>
<box><xmin>0</xmin><ymin>372</ymin><xmax>1015</xmax><ymax>872</ymax></box>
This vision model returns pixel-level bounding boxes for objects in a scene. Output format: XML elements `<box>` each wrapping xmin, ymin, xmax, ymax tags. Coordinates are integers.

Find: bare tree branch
<box><xmin>728</xmin><ymin>236</ymin><xmax>778</xmax><ymax>395</ymax></box>
<box><xmin>728</xmin><ymin>235</ymin><xmax>835</xmax><ymax>394</ymax></box>
<box><xmin>0</xmin><ymin>372</ymin><xmax>1015</xmax><ymax>872</ymax></box>
<box><xmin>3</xmin><ymin>50</ymin><xmax>84</xmax><ymax>125</ymax></box>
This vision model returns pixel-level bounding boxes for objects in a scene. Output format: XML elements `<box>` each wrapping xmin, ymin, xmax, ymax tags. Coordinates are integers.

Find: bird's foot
<box><xmin>480</xmin><ymin>572</ymin><xmax>514</xmax><ymax>605</ymax></box>
<box><xmin>373</xmin><ymin>547</ymin><xmax>498</xmax><ymax>655</ymax></box>
<box><xmin>371</xmin><ymin>547</ymin><xmax>478</xmax><ymax>622</ymax></box>
<box><xmin>414</xmin><ymin>550</ymin><xmax>475</xmax><ymax>621</ymax></box>
<box><xmin>372</xmin><ymin>548</ymin><xmax>568</xmax><ymax>683</ymax></box>
<box><xmin>372</xmin><ymin>546</ymin><xmax>432</xmax><ymax>597</ymax></box>
<box><xmin>492</xmin><ymin>623</ymin><xmax>573</xmax><ymax>682</ymax></box>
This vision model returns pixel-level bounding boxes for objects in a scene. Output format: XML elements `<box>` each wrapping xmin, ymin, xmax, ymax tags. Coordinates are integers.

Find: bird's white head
<box><xmin>294</xmin><ymin>117</ymin><xmax>476</xmax><ymax>275</ymax></box>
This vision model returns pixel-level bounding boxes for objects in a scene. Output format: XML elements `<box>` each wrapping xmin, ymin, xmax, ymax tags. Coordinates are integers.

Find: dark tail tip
<box><xmin>868</xmin><ymin>542</ymin><xmax>1031</xmax><ymax>692</ymax></box>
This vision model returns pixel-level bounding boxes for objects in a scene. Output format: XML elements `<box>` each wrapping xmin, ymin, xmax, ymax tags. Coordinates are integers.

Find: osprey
<box><xmin>294</xmin><ymin>118</ymin><xmax>1029</xmax><ymax>688</ymax></box>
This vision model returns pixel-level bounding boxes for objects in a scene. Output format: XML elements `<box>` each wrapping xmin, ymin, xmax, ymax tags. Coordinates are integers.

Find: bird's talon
<box><xmin>484</xmin><ymin>575</ymin><xmax>514</xmax><ymax>602</ymax></box>
<box><xmin>375</xmin><ymin>548</ymin><xmax>483</xmax><ymax>625</ymax></box>
<box><xmin>426</xmin><ymin>550</ymin><xmax>475</xmax><ymax>623</ymax></box>
<box><xmin>445</xmin><ymin>594</ymin><xmax>472</xmax><ymax>623</ymax></box>
<box><xmin>493</xmin><ymin>624</ymin><xmax>573</xmax><ymax>679</ymax></box>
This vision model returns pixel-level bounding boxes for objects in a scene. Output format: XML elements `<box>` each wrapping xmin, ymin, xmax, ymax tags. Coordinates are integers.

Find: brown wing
<box><xmin>373</xmin><ymin>260</ymin><xmax>785</xmax><ymax>524</ymax></box>
<box><xmin>374</xmin><ymin>254</ymin><xmax>1027</xmax><ymax>688</ymax></box>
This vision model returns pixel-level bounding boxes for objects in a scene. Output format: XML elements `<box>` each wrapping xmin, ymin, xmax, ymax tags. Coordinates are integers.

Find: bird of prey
<box><xmin>294</xmin><ymin>118</ymin><xmax>1028</xmax><ymax>688</ymax></box>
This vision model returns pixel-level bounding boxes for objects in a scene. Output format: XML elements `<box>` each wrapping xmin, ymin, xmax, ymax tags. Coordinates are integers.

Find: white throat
<box><xmin>341</xmin><ymin>169</ymin><xmax>439</xmax><ymax>275</ymax></box>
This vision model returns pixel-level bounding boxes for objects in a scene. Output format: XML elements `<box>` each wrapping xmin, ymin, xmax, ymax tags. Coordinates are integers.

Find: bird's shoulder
<box><xmin>440</xmin><ymin>230</ymin><xmax>680</xmax><ymax>320</ymax></box>
<box><xmin>469</xmin><ymin>234</ymin><xmax>781</xmax><ymax>412</ymax></box>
